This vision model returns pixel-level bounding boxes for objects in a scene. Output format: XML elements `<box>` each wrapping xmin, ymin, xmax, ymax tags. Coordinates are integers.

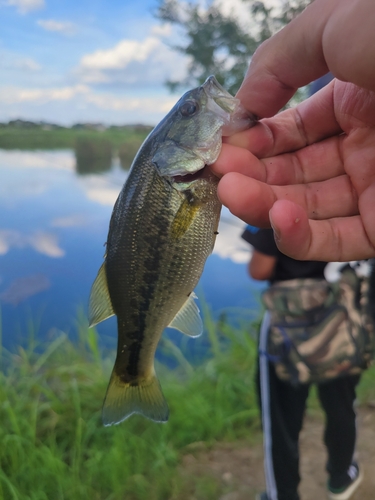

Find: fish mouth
<box><xmin>171</xmin><ymin>165</ymin><xmax>212</xmax><ymax>185</ymax></box>
<box><xmin>202</xmin><ymin>75</ymin><xmax>258</xmax><ymax>133</ymax></box>
<box><xmin>172</xmin><ymin>168</ymin><xmax>205</xmax><ymax>184</ymax></box>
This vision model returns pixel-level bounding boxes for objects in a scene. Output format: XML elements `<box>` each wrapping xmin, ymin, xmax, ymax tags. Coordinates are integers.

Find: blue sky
<box><xmin>0</xmin><ymin>0</ymin><xmax>194</xmax><ymax>125</ymax></box>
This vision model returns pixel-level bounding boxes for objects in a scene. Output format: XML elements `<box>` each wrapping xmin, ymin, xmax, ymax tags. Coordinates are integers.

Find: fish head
<box><xmin>151</xmin><ymin>75</ymin><xmax>256</xmax><ymax>186</ymax></box>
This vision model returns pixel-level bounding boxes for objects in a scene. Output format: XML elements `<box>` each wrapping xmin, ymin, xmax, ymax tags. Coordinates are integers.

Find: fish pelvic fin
<box><xmin>89</xmin><ymin>262</ymin><xmax>115</xmax><ymax>327</ymax></box>
<box><xmin>168</xmin><ymin>292</ymin><xmax>203</xmax><ymax>337</ymax></box>
<box><xmin>102</xmin><ymin>369</ymin><xmax>169</xmax><ymax>426</ymax></box>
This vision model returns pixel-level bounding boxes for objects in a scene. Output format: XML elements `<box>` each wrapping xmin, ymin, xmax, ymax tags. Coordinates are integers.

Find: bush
<box><xmin>74</xmin><ymin>137</ymin><xmax>112</xmax><ymax>175</ymax></box>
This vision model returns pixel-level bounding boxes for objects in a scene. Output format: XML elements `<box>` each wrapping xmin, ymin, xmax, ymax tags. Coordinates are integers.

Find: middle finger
<box><xmin>212</xmin><ymin>135</ymin><xmax>346</xmax><ymax>185</ymax></box>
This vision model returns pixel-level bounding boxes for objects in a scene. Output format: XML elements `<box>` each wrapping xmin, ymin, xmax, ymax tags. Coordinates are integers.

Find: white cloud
<box><xmin>13</xmin><ymin>57</ymin><xmax>41</xmax><ymax>71</ymax></box>
<box><xmin>150</xmin><ymin>24</ymin><xmax>172</xmax><ymax>37</ymax></box>
<box><xmin>0</xmin><ymin>84</ymin><xmax>177</xmax><ymax>124</ymax></box>
<box><xmin>5</xmin><ymin>0</ymin><xmax>44</xmax><ymax>14</ymax></box>
<box><xmin>80</xmin><ymin>38</ymin><xmax>160</xmax><ymax>72</ymax></box>
<box><xmin>0</xmin><ymin>50</ymin><xmax>41</xmax><ymax>73</ymax></box>
<box><xmin>0</xmin><ymin>84</ymin><xmax>90</xmax><ymax>104</ymax></box>
<box><xmin>76</xmin><ymin>28</ymin><xmax>189</xmax><ymax>87</ymax></box>
<box><xmin>214</xmin><ymin>0</ymin><xmax>282</xmax><ymax>30</ymax></box>
<box><xmin>37</xmin><ymin>19</ymin><xmax>76</xmax><ymax>36</ymax></box>
<box><xmin>84</xmin><ymin>93</ymin><xmax>175</xmax><ymax>114</ymax></box>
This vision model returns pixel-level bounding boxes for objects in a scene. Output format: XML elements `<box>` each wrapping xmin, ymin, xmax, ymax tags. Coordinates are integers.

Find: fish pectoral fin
<box><xmin>88</xmin><ymin>262</ymin><xmax>115</xmax><ymax>327</ymax></box>
<box><xmin>171</xmin><ymin>197</ymin><xmax>200</xmax><ymax>239</ymax></box>
<box><xmin>102</xmin><ymin>370</ymin><xmax>169</xmax><ymax>426</ymax></box>
<box><xmin>168</xmin><ymin>292</ymin><xmax>203</xmax><ymax>338</ymax></box>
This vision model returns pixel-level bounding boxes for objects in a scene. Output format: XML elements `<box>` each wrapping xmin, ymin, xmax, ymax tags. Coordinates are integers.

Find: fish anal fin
<box><xmin>102</xmin><ymin>369</ymin><xmax>169</xmax><ymax>426</ymax></box>
<box><xmin>89</xmin><ymin>262</ymin><xmax>115</xmax><ymax>327</ymax></box>
<box><xmin>168</xmin><ymin>292</ymin><xmax>203</xmax><ymax>338</ymax></box>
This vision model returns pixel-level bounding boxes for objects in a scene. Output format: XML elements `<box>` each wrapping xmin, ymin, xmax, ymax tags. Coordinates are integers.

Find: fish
<box><xmin>89</xmin><ymin>76</ymin><xmax>256</xmax><ymax>426</ymax></box>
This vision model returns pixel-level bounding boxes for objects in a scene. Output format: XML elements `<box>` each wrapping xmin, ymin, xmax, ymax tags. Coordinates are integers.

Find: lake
<box><xmin>0</xmin><ymin>149</ymin><xmax>265</xmax><ymax>353</ymax></box>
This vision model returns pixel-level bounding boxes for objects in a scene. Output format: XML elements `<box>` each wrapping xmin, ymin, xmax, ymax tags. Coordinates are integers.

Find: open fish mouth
<box><xmin>171</xmin><ymin>164</ymin><xmax>214</xmax><ymax>185</ymax></box>
<box><xmin>172</xmin><ymin>168</ymin><xmax>205</xmax><ymax>184</ymax></box>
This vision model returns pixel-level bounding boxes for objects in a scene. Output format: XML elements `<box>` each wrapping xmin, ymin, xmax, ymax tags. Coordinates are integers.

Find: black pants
<box><xmin>257</xmin><ymin>360</ymin><xmax>360</xmax><ymax>500</ymax></box>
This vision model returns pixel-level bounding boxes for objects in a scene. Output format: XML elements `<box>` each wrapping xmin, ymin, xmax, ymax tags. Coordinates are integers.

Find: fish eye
<box><xmin>179</xmin><ymin>100</ymin><xmax>199</xmax><ymax>117</ymax></box>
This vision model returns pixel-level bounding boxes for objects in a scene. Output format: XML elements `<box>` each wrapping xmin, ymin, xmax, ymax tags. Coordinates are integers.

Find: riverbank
<box><xmin>0</xmin><ymin>318</ymin><xmax>374</xmax><ymax>500</ymax></box>
<box><xmin>0</xmin><ymin>122</ymin><xmax>151</xmax><ymax>150</ymax></box>
<box><xmin>179</xmin><ymin>406</ymin><xmax>375</xmax><ymax>500</ymax></box>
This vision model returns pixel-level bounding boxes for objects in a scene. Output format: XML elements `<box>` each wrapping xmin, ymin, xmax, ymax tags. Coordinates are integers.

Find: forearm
<box><xmin>249</xmin><ymin>251</ymin><xmax>277</xmax><ymax>281</ymax></box>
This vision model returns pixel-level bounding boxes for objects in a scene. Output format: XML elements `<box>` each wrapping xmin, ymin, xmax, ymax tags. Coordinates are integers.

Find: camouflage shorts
<box><xmin>262</xmin><ymin>267</ymin><xmax>375</xmax><ymax>385</ymax></box>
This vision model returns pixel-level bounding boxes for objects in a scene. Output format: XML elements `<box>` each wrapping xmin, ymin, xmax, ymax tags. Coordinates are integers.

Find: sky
<box><xmin>0</xmin><ymin>0</ymin><xmax>193</xmax><ymax>125</ymax></box>
<box><xmin>0</xmin><ymin>0</ymin><xmax>268</xmax><ymax>126</ymax></box>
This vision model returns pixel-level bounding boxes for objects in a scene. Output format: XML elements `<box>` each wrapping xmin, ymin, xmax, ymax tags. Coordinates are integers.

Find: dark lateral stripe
<box><xmin>122</xmin><ymin>240</ymin><xmax>163</xmax><ymax>378</ymax></box>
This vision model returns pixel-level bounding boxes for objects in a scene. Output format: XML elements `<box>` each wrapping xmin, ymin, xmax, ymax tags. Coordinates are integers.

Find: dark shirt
<box><xmin>242</xmin><ymin>226</ymin><xmax>327</xmax><ymax>283</ymax></box>
<box><xmin>309</xmin><ymin>72</ymin><xmax>334</xmax><ymax>96</ymax></box>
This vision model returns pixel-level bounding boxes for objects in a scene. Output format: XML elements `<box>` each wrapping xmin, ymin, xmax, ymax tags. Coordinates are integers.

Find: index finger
<box><xmin>227</xmin><ymin>80</ymin><xmax>341</xmax><ymax>158</ymax></box>
<box><xmin>237</xmin><ymin>0</ymin><xmax>329</xmax><ymax>117</ymax></box>
<box><xmin>237</xmin><ymin>0</ymin><xmax>375</xmax><ymax>118</ymax></box>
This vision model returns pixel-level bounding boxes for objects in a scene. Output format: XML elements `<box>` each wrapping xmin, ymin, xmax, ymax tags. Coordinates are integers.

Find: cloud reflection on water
<box><xmin>0</xmin><ymin>229</ymin><xmax>65</xmax><ymax>257</ymax></box>
<box><xmin>0</xmin><ymin>149</ymin><xmax>75</xmax><ymax>171</ymax></box>
<box><xmin>0</xmin><ymin>150</ymin><xmax>259</xmax><ymax>348</ymax></box>
<box><xmin>51</xmin><ymin>214</ymin><xmax>88</xmax><ymax>228</ymax></box>
<box><xmin>0</xmin><ymin>150</ymin><xmax>250</xmax><ymax>265</ymax></box>
<box><xmin>0</xmin><ymin>273</ymin><xmax>51</xmax><ymax>306</ymax></box>
<box><xmin>214</xmin><ymin>209</ymin><xmax>250</xmax><ymax>264</ymax></box>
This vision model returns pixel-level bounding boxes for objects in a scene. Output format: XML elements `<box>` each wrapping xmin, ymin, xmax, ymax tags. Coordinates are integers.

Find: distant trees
<box><xmin>156</xmin><ymin>0</ymin><xmax>311</xmax><ymax>95</ymax></box>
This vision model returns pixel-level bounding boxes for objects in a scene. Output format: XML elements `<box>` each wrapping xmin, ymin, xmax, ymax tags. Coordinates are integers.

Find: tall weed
<box><xmin>0</xmin><ymin>310</ymin><xmax>259</xmax><ymax>500</ymax></box>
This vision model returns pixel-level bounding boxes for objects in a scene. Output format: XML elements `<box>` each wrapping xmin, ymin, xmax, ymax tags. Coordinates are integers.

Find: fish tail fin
<box><xmin>102</xmin><ymin>369</ymin><xmax>169</xmax><ymax>426</ymax></box>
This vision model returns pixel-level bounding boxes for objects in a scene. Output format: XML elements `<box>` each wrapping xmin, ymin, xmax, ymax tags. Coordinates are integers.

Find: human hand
<box><xmin>236</xmin><ymin>0</ymin><xmax>375</xmax><ymax>118</ymax></box>
<box><xmin>212</xmin><ymin>80</ymin><xmax>375</xmax><ymax>262</ymax></box>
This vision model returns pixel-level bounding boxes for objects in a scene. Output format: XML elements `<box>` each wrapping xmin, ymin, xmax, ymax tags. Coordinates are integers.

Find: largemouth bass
<box><xmin>89</xmin><ymin>76</ymin><xmax>255</xmax><ymax>425</ymax></box>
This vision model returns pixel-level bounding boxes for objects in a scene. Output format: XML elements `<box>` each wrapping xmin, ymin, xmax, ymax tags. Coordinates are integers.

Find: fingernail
<box><xmin>269</xmin><ymin>212</ymin><xmax>280</xmax><ymax>243</ymax></box>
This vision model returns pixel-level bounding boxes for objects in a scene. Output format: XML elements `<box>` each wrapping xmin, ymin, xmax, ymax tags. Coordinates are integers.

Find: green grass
<box><xmin>356</xmin><ymin>362</ymin><xmax>375</xmax><ymax>404</ymax></box>
<box><xmin>1</xmin><ymin>310</ymin><xmax>375</xmax><ymax>500</ymax></box>
<box><xmin>0</xmin><ymin>126</ymin><xmax>151</xmax><ymax>151</ymax></box>
<box><xmin>0</xmin><ymin>313</ymin><xmax>260</xmax><ymax>500</ymax></box>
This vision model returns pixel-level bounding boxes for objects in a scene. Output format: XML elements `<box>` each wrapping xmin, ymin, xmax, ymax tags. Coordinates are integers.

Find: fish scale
<box><xmin>89</xmin><ymin>75</ymin><xmax>256</xmax><ymax>425</ymax></box>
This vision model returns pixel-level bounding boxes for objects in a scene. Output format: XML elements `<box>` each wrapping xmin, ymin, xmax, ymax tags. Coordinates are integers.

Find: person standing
<box><xmin>242</xmin><ymin>226</ymin><xmax>363</xmax><ymax>500</ymax></box>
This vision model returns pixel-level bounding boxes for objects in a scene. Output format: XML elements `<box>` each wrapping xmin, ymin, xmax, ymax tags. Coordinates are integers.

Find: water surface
<box><xmin>0</xmin><ymin>150</ymin><xmax>265</xmax><ymax>351</ymax></box>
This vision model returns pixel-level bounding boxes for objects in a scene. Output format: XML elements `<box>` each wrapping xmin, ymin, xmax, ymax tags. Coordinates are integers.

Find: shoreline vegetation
<box><xmin>0</xmin><ymin>120</ymin><xmax>153</xmax><ymax>171</ymax></box>
<box><xmin>1</xmin><ymin>312</ymin><xmax>375</xmax><ymax>500</ymax></box>
<box><xmin>0</xmin><ymin>313</ymin><xmax>260</xmax><ymax>500</ymax></box>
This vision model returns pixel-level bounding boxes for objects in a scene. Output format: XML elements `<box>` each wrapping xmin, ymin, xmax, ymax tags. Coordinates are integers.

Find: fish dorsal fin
<box><xmin>168</xmin><ymin>292</ymin><xmax>203</xmax><ymax>338</ymax></box>
<box><xmin>89</xmin><ymin>262</ymin><xmax>115</xmax><ymax>327</ymax></box>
